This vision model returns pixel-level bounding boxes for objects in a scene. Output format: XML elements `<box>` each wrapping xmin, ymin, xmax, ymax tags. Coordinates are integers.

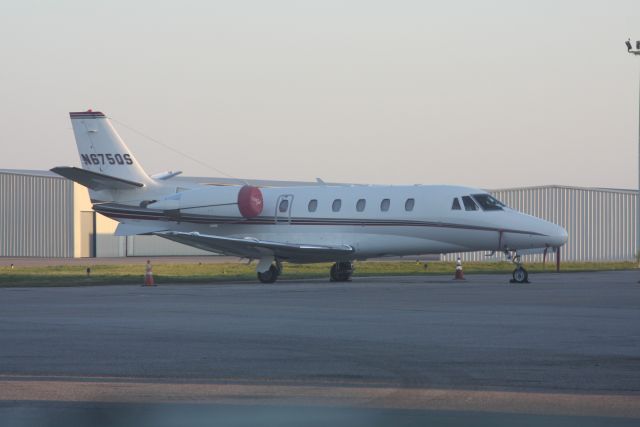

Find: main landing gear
<box><xmin>256</xmin><ymin>260</ymin><xmax>355</xmax><ymax>283</ymax></box>
<box><xmin>507</xmin><ymin>253</ymin><xmax>529</xmax><ymax>284</ymax></box>
<box><xmin>257</xmin><ymin>260</ymin><xmax>282</xmax><ymax>284</ymax></box>
<box><xmin>330</xmin><ymin>262</ymin><xmax>354</xmax><ymax>282</ymax></box>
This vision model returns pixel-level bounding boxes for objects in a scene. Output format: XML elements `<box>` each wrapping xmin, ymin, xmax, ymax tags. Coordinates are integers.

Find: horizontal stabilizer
<box><xmin>51</xmin><ymin>166</ymin><xmax>144</xmax><ymax>191</ymax></box>
<box><xmin>155</xmin><ymin>231</ymin><xmax>354</xmax><ymax>262</ymax></box>
<box><xmin>150</xmin><ymin>170</ymin><xmax>182</xmax><ymax>180</ymax></box>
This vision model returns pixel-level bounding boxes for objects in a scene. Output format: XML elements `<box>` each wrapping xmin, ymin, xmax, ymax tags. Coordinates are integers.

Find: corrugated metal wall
<box><xmin>96</xmin><ymin>235</ymin><xmax>214</xmax><ymax>257</ymax></box>
<box><xmin>0</xmin><ymin>172</ymin><xmax>74</xmax><ymax>257</ymax></box>
<box><xmin>442</xmin><ymin>186</ymin><xmax>638</xmax><ymax>263</ymax></box>
<box><xmin>1</xmin><ymin>170</ymin><xmax>637</xmax><ymax>262</ymax></box>
<box><xmin>125</xmin><ymin>236</ymin><xmax>214</xmax><ymax>256</ymax></box>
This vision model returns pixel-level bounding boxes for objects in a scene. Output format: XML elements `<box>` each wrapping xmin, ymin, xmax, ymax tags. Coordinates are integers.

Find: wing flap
<box><xmin>154</xmin><ymin>231</ymin><xmax>354</xmax><ymax>261</ymax></box>
<box><xmin>51</xmin><ymin>166</ymin><xmax>144</xmax><ymax>190</ymax></box>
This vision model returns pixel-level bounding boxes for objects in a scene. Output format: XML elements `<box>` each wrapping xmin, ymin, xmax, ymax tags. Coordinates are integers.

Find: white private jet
<box><xmin>52</xmin><ymin>111</ymin><xmax>567</xmax><ymax>283</ymax></box>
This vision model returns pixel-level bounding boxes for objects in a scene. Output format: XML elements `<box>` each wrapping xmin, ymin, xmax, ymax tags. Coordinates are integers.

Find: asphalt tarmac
<box><xmin>1</xmin><ymin>270</ymin><xmax>639</xmax><ymax>426</ymax></box>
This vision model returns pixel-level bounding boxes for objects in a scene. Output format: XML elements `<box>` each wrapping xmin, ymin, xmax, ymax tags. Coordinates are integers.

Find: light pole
<box><xmin>626</xmin><ymin>39</ymin><xmax>640</xmax><ymax>266</ymax></box>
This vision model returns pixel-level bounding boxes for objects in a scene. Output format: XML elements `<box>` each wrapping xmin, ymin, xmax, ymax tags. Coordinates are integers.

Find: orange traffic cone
<box><xmin>454</xmin><ymin>256</ymin><xmax>465</xmax><ymax>280</ymax></box>
<box><xmin>144</xmin><ymin>260</ymin><xmax>155</xmax><ymax>286</ymax></box>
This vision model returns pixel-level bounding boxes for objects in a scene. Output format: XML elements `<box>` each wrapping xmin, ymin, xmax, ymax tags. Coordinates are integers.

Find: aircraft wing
<box><xmin>154</xmin><ymin>231</ymin><xmax>354</xmax><ymax>262</ymax></box>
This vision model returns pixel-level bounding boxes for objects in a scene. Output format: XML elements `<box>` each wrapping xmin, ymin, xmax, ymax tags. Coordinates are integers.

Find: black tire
<box><xmin>257</xmin><ymin>264</ymin><xmax>279</xmax><ymax>284</ymax></box>
<box><xmin>330</xmin><ymin>262</ymin><xmax>353</xmax><ymax>282</ymax></box>
<box><xmin>329</xmin><ymin>264</ymin><xmax>340</xmax><ymax>282</ymax></box>
<box><xmin>512</xmin><ymin>266</ymin><xmax>528</xmax><ymax>283</ymax></box>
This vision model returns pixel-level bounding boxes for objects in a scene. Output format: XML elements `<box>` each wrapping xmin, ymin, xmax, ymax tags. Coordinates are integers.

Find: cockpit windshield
<box><xmin>471</xmin><ymin>194</ymin><xmax>507</xmax><ymax>211</ymax></box>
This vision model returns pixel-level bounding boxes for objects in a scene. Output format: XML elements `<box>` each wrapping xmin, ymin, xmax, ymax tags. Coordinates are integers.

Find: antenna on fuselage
<box><xmin>107</xmin><ymin>115</ymin><xmax>248</xmax><ymax>185</ymax></box>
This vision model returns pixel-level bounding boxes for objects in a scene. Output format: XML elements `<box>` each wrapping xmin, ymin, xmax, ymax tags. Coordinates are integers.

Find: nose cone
<box><xmin>503</xmin><ymin>212</ymin><xmax>568</xmax><ymax>251</ymax></box>
<box><xmin>551</xmin><ymin>224</ymin><xmax>568</xmax><ymax>247</ymax></box>
<box><xmin>537</xmin><ymin>220</ymin><xmax>568</xmax><ymax>248</ymax></box>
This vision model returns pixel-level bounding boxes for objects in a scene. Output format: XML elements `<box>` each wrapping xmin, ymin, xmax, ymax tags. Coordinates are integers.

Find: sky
<box><xmin>1</xmin><ymin>0</ymin><xmax>640</xmax><ymax>189</ymax></box>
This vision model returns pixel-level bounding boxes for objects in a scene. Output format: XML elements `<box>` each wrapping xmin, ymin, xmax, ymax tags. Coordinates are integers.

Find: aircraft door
<box><xmin>274</xmin><ymin>194</ymin><xmax>294</xmax><ymax>224</ymax></box>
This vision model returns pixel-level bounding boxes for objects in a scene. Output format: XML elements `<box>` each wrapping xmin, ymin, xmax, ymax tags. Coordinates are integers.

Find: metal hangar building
<box><xmin>1</xmin><ymin>169</ymin><xmax>637</xmax><ymax>262</ymax></box>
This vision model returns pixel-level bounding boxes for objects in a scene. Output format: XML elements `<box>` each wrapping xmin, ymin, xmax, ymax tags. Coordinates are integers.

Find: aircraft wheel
<box><xmin>512</xmin><ymin>266</ymin><xmax>529</xmax><ymax>283</ymax></box>
<box><xmin>258</xmin><ymin>264</ymin><xmax>280</xmax><ymax>284</ymax></box>
<box><xmin>330</xmin><ymin>262</ymin><xmax>353</xmax><ymax>282</ymax></box>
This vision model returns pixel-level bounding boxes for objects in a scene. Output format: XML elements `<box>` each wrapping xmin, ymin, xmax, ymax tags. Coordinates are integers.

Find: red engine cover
<box><xmin>237</xmin><ymin>185</ymin><xmax>263</xmax><ymax>218</ymax></box>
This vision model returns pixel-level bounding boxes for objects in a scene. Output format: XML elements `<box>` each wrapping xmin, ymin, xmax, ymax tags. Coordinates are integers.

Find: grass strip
<box><xmin>0</xmin><ymin>261</ymin><xmax>636</xmax><ymax>287</ymax></box>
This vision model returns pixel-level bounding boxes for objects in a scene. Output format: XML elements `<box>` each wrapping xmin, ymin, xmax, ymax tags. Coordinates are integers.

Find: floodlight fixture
<box><xmin>627</xmin><ymin>38</ymin><xmax>640</xmax><ymax>55</ymax></box>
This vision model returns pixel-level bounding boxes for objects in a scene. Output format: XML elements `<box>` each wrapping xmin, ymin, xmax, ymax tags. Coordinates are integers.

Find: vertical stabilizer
<box><xmin>69</xmin><ymin>111</ymin><xmax>151</xmax><ymax>185</ymax></box>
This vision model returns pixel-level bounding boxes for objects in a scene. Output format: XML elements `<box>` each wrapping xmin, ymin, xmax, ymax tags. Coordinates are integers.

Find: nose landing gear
<box><xmin>507</xmin><ymin>253</ymin><xmax>529</xmax><ymax>284</ymax></box>
<box><xmin>512</xmin><ymin>265</ymin><xmax>529</xmax><ymax>283</ymax></box>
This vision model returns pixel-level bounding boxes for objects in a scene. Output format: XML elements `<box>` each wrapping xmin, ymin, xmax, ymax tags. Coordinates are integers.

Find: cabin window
<box><xmin>332</xmin><ymin>199</ymin><xmax>342</xmax><ymax>212</ymax></box>
<box><xmin>279</xmin><ymin>199</ymin><xmax>289</xmax><ymax>213</ymax></box>
<box><xmin>308</xmin><ymin>199</ymin><xmax>318</xmax><ymax>212</ymax></box>
<box><xmin>471</xmin><ymin>194</ymin><xmax>505</xmax><ymax>211</ymax></box>
<box><xmin>380</xmin><ymin>198</ymin><xmax>390</xmax><ymax>212</ymax></box>
<box><xmin>405</xmin><ymin>198</ymin><xmax>415</xmax><ymax>211</ymax></box>
<box><xmin>356</xmin><ymin>199</ymin><xmax>366</xmax><ymax>212</ymax></box>
<box><xmin>452</xmin><ymin>198</ymin><xmax>461</xmax><ymax>210</ymax></box>
<box><xmin>462</xmin><ymin>196</ymin><xmax>478</xmax><ymax>211</ymax></box>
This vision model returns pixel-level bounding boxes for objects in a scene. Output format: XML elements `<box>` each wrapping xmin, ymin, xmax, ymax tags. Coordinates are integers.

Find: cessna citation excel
<box><xmin>52</xmin><ymin>111</ymin><xmax>568</xmax><ymax>283</ymax></box>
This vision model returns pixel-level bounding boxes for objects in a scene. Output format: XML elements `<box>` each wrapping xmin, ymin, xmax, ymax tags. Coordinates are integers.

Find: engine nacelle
<box><xmin>237</xmin><ymin>185</ymin><xmax>263</xmax><ymax>218</ymax></box>
<box><xmin>147</xmin><ymin>184</ymin><xmax>264</xmax><ymax>218</ymax></box>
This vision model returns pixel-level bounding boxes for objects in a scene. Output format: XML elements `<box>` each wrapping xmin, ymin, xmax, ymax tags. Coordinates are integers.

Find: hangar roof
<box><xmin>0</xmin><ymin>169</ymin><xmax>637</xmax><ymax>194</ymax></box>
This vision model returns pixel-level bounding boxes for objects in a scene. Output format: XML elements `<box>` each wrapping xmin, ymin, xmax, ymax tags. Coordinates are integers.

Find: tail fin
<box><xmin>69</xmin><ymin>111</ymin><xmax>151</xmax><ymax>186</ymax></box>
